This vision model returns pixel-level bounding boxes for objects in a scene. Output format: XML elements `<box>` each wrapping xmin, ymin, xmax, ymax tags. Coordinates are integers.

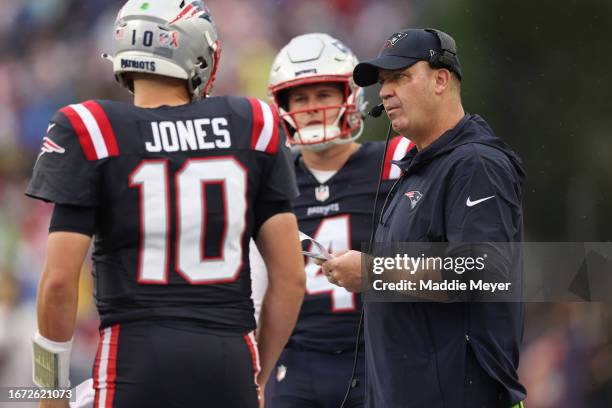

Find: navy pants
<box><xmin>464</xmin><ymin>347</ymin><xmax>511</xmax><ymax>407</ymax></box>
<box><xmin>92</xmin><ymin>321</ymin><xmax>260</xmax><ymax>408</ymax></box>
<box><xmin>265</xmin><ymin>347</ymin><xmax>365</xmax><ymax>408</ymax></box>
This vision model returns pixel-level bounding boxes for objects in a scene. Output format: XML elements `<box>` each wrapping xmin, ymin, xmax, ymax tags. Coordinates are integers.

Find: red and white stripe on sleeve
<box><xmin>382</xmin><ymin>135</ymin><xmax>413</xmax><ymax>180</ymax></box>
<box><xmin>247</xmin><ymin>97</ymin><xmax>279</xmax><ymax>154</ymax></box>
<box><xmin>60</xmin><ymin>100</ymin><xmax>119</xmax><ymax>161</ymax></box>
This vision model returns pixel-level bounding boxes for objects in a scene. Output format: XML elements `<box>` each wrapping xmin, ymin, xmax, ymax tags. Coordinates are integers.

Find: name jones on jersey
<box><xmin>146</xmin><ymin>117</ymin><xmax>231</xmax><ymax>153</ymax></box>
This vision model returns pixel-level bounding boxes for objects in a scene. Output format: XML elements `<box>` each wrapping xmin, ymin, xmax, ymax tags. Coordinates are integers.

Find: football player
<box><xmin>252</xmin><ymin>33</ymin><xmax>413</xmax><ymax>408</ymax></box>
<box><xmin>27</xmin><ymin>1</ymin><xmax>305</xmax><ymax>407</ymax></box>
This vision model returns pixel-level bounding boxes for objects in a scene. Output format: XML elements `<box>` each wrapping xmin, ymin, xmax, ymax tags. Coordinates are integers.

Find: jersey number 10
<box><xmin>129</xmin><ymin>157</ymin><xmax>247</xmax><ymax>284</ymax></box>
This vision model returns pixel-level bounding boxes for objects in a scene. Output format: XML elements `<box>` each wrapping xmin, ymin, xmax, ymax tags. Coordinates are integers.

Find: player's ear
<box><xmin>433</xmin><ymin>68</ymin><xmax>452</xmax><ymax>95</ymax></box>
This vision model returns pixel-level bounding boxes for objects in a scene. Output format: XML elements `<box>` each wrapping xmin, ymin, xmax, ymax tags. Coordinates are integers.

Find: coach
<box><xmin>321</xmin><ymin>29</ymin><xmax>527</xmax><ymax>407</ymax></box>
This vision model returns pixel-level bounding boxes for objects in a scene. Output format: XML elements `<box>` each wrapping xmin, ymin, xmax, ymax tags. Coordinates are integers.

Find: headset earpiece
<box><xmin>424</xmin><ymin>28</ymin><xmax>460</xmax><ymax>79</ymax></box>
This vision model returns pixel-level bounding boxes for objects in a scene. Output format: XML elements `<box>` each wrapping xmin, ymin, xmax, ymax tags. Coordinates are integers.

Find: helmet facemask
<box><xmin>272</xmin><ymin>77</ymin><xmax>364</xmax><ymax>151</ymax></box>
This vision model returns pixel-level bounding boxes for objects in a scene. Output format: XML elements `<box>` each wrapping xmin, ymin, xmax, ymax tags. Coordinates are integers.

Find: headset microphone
<box><xmin>369</xmin><ymin>103</ymin><xmax>385</xmax><ymax>118</ymax></box>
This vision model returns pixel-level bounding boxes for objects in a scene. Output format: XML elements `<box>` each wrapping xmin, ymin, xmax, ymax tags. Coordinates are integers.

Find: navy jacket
<box><xmin>366</xmin><ymin>114</ymin><xmax>526</xmax><ymax>407</ymax></box>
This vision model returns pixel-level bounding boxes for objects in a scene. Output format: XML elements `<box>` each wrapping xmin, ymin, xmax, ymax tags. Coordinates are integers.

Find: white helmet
<box><xmin>105</xmin><ymin>0</ymin><xmax>221</xmax><ymax>100</ymax></box>
<box><xmin>268</xmin><ymin>33</ymin><xmax>366</xmax><ymax>150</ymax></box>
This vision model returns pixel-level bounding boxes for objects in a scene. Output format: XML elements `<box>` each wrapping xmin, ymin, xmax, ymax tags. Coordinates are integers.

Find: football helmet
<box><xmin>268</xmin><ymin>33</ymin><xmax>366</xmax><ymax>150</ymax></box>
<box><xmin>104</xmin><ymin>0</ymin><xmax>220</xmax><ymax>100</ymax></box>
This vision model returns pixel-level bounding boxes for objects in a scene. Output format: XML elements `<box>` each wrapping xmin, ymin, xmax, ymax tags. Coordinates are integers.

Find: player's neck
<box><xmin>301</xmin><ymin>142</ymin><xmax>360</xmax><ymax>171</ymax></box>
<box><xmin>413</xmin><ymin>102</ymin><xmax>464</xmax><ymax>151</ymax></box>
<box><xmin>132</xmin><ymin>75</ymin><xmax>191</xmax><ymax>108</ymax></box>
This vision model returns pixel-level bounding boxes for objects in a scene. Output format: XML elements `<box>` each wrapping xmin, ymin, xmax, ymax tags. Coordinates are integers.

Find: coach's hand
<box><xmin>321</xmin><ymin>250</ymin><xmax>363</xmax><ymax>293</ymax></box>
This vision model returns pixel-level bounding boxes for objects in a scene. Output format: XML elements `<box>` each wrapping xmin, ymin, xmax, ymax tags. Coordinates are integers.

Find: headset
<box><xmin>424</xmin><ymin>28</ymin><xmax>461</xmax><ymax>80</ymax></box>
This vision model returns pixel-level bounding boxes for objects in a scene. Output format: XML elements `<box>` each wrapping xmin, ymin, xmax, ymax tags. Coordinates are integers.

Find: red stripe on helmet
<box><xmin>203</xmin><ymin>40</ymin><xmax>221</xmax><ymax>97</ymax></box>
<box><xmin>169</xmin><ymin>3</ymin><xmax>194</xmax><ymax>24</ymax></box>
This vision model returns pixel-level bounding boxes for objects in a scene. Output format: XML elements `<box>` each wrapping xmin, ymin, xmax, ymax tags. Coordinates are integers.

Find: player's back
<box><xmin>27</xmin><ymin>96</ymin><xmax>295</xmax><ymax>334</ymax></box>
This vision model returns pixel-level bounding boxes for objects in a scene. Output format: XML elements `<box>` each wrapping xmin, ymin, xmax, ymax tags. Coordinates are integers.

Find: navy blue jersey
<box><xmin>290</xmin><ymin>137</ymin><xmax>412</xmax><ymax>352</ymax></box>
<box><xmin>26</xmin><ymin>97</ymin><xmax>297</xmax><ymax>334</ymax></box>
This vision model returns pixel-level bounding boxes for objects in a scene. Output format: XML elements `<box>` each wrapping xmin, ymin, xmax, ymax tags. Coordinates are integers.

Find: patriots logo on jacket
<box><xmin>404</xmin><ymin>190</ymin><xmax>423</xmax><ymax>209</ymax></box>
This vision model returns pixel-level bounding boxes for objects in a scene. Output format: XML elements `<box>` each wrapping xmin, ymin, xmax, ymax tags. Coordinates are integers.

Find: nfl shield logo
<box><xmin>315</xmin><ymin>185</ymin><xmax>330</xmax><ymax>202</ymax></box>
<box><xmin>159</xmin><ymin>31</ymin><xmax>180</xmax><ymax>49</ymax></box>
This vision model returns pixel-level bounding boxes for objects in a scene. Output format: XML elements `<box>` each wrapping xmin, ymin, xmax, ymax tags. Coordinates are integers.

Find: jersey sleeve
<box><xmin>25</xmin><ymin>109</ymin><xmax>101</xmax><ymax>206</ymax></box>
<box><xmin>49</xmin><ymin>204</ymin><xmax>96</xmax><ymax>236</ymax></box>
<box><xmin>247</xmin><ymin>97</ymin><xmax>299</xmax><ymax>201</ymax></box>
<box><xmin>382</xmin><ymin>135</ymin><xmax>413</xmax><ymax>181</ymax></box>
<box><xmin>374</xmin><ymin>136</ymin><xmax>414</xmax><ymax>203</ymax></box>
<box><xmin>259</xmin><ymin>138</ymin><xmax>299</xmax><ymax>201</ymax></box>
<box><xmin>249</xmin><ymin>239</ymin><xmax>268</xmax><ymax>323</ymax></box>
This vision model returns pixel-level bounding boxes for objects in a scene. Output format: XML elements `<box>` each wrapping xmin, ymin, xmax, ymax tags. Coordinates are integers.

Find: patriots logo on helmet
<box><xmin>191</xmin><ymin>1</ymin><xmax>216</xmax><ymax>25</ymax></box>
<box><xmin>404</xmin><ymin>190</ymin><xmax>423</xmax><ymax>209</ymax></box>
<box><xmin>170</xmin><ymin>1</ymin><xmax>215</xmax><ymax>26</ymax></box>
<box><xmin>198</xmin><ymin>4</ymin><xmax>216</xmax><ymax>25</ymax></box>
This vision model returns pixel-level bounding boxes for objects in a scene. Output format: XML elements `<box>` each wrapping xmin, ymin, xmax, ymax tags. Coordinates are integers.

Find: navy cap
<box><xmin>353</xmin><ymin>28</ymin><xmax>462</xmax><ymax>86</ymax></box>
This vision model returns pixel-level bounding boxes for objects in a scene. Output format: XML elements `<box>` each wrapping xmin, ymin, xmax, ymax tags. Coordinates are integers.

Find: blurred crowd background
<box><xmin>1</xmin><ymin>0</ymin><xmax>611</xmax><ymax>406</ymax></box>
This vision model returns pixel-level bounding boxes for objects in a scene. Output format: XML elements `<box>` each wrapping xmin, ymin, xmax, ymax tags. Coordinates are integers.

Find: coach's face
<box><xmin>379</xmin><ymin>61</ymin><xmax>436</xmax><ymax>137</ymax></box>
